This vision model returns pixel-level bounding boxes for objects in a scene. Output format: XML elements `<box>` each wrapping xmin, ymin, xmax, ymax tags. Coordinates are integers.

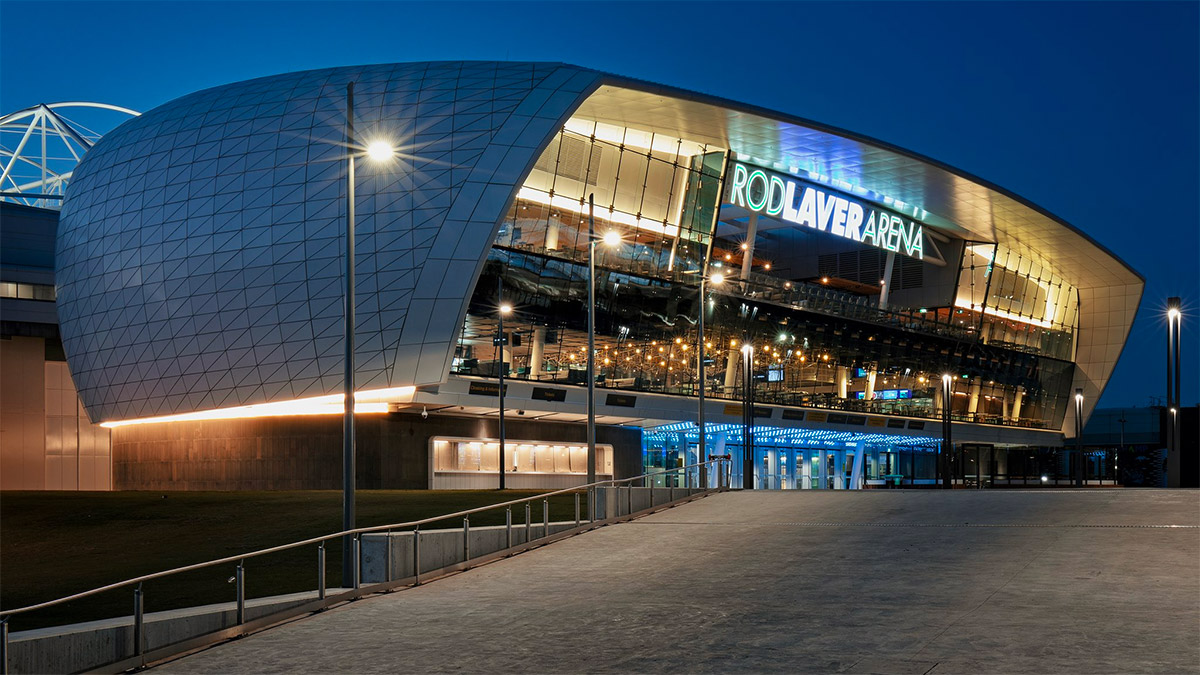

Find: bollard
<box><xmin>542</xmin><ymin>498</ymin><xmax>549</xmax><ymax>538</ymax></box>
<box><xmin>318</xmin><ymin>543</ymin><xmax>326</xmax><ymax>600</ymax></box>
<box><xmin>133</xmin><ymin>583</ymin><xmax>144</xmax><ymax>659</ymax></box>
<box><xmin>413</xmin><ymin>528</ymin><xmax>421</xmax><ymax>585</ymax></box>
<box><xmin>235</xmin><ymin>562</ymin><xmax>245</xmax><ymax>625</ymax></box>
<box><xmin>352</xmin><ymin>536</ymin><xmax>361</xmax><ymax>590</ymax></box>
<box><xmin>463</xmin><ymin>515</ymin><xmax>471</xmax><ymax>564</ymax></box>
<box><xmin>506</xmin><ymin>506</ymin><xmax>513</xmax><ymax>549</ymax></box>
<box><xmin>575</xmin><ymin>492</ymin><xmax>580</xmax><ymax>526</ymax></box>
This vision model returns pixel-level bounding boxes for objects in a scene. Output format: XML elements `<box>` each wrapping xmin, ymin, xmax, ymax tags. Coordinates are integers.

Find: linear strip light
<box><xmin>953</xmin><ymin>299</ymin><xmax>1054</xmax><ymax>329</ymax></box>
<box><xmin>100</xmin><ymin>386</ymin><xmax>416</xmax><ymax>428</ymax></box>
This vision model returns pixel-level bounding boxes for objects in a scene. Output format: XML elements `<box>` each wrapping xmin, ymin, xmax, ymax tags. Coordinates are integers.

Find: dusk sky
<box><xmin>2</xmin><ymin>0</ymin><xmax>1196</xmax><ymax>408</ymax></box>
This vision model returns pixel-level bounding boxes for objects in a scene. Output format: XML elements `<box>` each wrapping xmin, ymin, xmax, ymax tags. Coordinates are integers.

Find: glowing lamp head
<box><xmin>709</xmin><ymin>272</ymin><xmax>725</xmax><ymax>285</ymax></box>
<box><xmin>741</xmin><ymin>344</ymin><xmax>753</xmax><ymax>355</ymax></box>
<box><xmin>602</xmin><ymin>231</ymin><xmax>621</xmax><ymax>247</ymax></box>
<box><xmin>1168</xmin><ymin>307</ymin><xmax>1181</xmax><ymax>320</ymax></box>
<box><xmin>365</xmin><ymin>140</ymin><xmax>396</xmax><ymax>162</ymax></box>
<box><xmin>942</xmin><ymin>374</ymin><xmax>953</xmax><ymax>385</ymax></box>
<box><xmin>499</xmin><ymin>304</ymin><xmax>513</xmax><ymax>315</ymax></box>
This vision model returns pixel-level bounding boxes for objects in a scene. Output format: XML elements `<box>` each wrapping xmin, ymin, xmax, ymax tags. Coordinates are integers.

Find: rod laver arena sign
<box><xmin>727</xmin><ymin>162</ymin><xmax>924</xmax><ymax>260</ymax></box>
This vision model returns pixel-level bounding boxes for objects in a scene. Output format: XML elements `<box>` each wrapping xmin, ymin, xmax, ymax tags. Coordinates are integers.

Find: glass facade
<box><xmin>450</xmin><ymin>115</ymin><xmax>1081</xmax><ymax>434</ymax></box>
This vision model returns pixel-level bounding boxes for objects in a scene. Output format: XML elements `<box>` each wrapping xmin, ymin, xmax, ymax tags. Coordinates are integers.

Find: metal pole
<box><xmin>1</xmin><ymin>617</ymin><xmax>7</xmax><ymax>675</ymax></box>
<box><xmin>412</xmin><ymin>527</ymin><xmax>421</xmax><ymax>585</ymax></box>
<box><xmin>1080</xmin><ymin>386</ymin><xmax>1089</xmax><ymax>485</ymax></box>
<box><xmin>698</xmin><ymin>274</ymin><xmax>707</xmax><ymax>488</ymax></box>
<box><xmin>587</xmin><ymin>194</ymin><xmax>597</xmax><ymax>486</ymax></box>
<box><xmin>463</xmin><ymin>516</ymin><xmax>471</xmax><ymax>563</ymax></box>
<box><xmin>352</xmin><ymin>536</ymin><xmax>361</xmax><ymax>590</ymax></box>
<box><xmin>318</xmin><ymin>543</ymin><xmax>326</xmax><ymax>600</ymax></box>
<box><xmin>543</xmin><ymin>498</ymin><xmax>549</xmax><ymax>538</ymax></box>
<box><xmin>1171</xmin><ymin>298</ymin><xmax>1181</xmax><ymax>484</ymax></box>
<box><xmin>235</xmin><ymin>562</ymin><xmax>245</xmax><ymax>625</ymax></box>
<box><xmin>506</xmin><ymin>506</ymin><xmax>513</xmax><ymax>549</ymax></box>
<box><xmin>525</xmin><ymin>502</ymin><xmax>531</xmax><ymax>542</ymax></box>
<box><xmin>498</xmin><ymin>275</ymin><xmax>506</xmax><ymax>490</ymax></box>
<box><xmin>342</xmin><ymin>81</ymin><xmax>357</xmax><ymax>590</ymax></box>
<box><xmin>589</xmin><ymin>485</ymin><xmax>596</xmax><ymax>521</ymax></box>
<box><xmin>574</xmin><ymin>492</ymin><xmax>580</xmax><ymax>526</ymax></box>
<box><xmin>133</xmin><ymin>583</ymin><xmax>144</xmax><ymax>658</ymax></box>
<box><xmin>742</xmin><ymin>339</ymin><xmax>754</xmax><ymax>490</ymax></box>
<box><xmin>942</xmin><ymin>375</ymin><xmax>953</xmax><ymax>489</ymax></box>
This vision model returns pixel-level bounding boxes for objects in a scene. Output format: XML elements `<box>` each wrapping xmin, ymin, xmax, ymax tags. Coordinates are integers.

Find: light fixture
<box><xmin>602</xmin><ymin>231</ymin><xmax>621</xmax><ymax>246</ymax></box>
<box><xmin>499</xmin><ymin>304</ymin><xmax>513</xmax><ymax>314</ymax></box>
<box><xmin>366</xmin><ymin>140</ymin><xmax>396</xmax><ymax>162</ymax></box>
<box><xmin>710</xmin><ymin>272</ymin><xmax>725</xmax><ymax>285</ymax></box>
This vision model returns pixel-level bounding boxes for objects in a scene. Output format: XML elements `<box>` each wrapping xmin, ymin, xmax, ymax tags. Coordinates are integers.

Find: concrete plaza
<box><xmin>157</xmin><ymin>490</ymin><xmax>1200</xmax><ymax>674</ymax></box>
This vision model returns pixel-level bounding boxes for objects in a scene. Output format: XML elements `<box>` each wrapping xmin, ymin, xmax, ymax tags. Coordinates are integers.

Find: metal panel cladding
<box><xmin>56</xmin><ymin>62</ymin><xmax>600</xmax><ymax>422</ymax></box>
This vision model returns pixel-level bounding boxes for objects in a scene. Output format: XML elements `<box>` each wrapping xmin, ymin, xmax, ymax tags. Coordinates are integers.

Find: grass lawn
<box><xmin>1</xmin><ymin>489</ymin><xmax>587</xmax><ymax>631</ymax></box>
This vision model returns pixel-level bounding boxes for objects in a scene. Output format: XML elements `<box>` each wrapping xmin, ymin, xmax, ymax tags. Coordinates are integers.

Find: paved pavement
<box><xmin>157</xmin><ymin>490</ymin><xmax>1200</xmax><ymax>674</ymax></box>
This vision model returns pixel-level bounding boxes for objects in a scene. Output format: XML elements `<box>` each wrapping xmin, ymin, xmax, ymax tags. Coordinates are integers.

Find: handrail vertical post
<box><xmin>318</xmin><ymin>543</ymin><xmax>326</xmax><ymax>600</ymax></box>
<box><xmin>385</xmin><ymin>529</ymin><xmax>392</xmax><ymax>582</ymax></box>
<box><xmin>2</xmin><ymin>617</ymin><xmax>9</xmax><ymax>675</ymax></box>
<box><xmin>506</xmin><ymin>506</ymin><xmax>513</xmax><ymax>549</ymax></box>
<box><xmin>235</xmin><ymin>562</ymin><xmax>245</xmax><ymax>626</ymax></box>
<box><xmin>413</xmin><ymin>527</ymin><xmax>421</xmax><ymax>585</ymax></box>
<box><xmin>133</xmin><ymin>583</ymin><xmax>144</xmax><ymax>661</ymax></box>
<box><xmin>525</xmin><ymin>502</ymin><xmax>531</xmax><ymax>543</ymax></box>
<box><xmin>589</xmin><ymin>486</ymin><xmax>596</xmax><ymax>521</ymax></box>
<box><xmin>352</xmin><ymin>536</ymin><xmax>361</xmax><ymax>590</ymax></box>
<box><xmin>463</xmin><ymin>515</ymin><xmax>471</xmax><ymax>564</ymax></box>
<box><xmin>542</xmin><ymin>498</ymin><xmax>549</xmax><ymax>538</ymax></box>
<box><xmin>627</xmin><ymin>483</ymin><xmax>633</xmax><ymax>515</ymax></box>
<box><xmin>574</xmin><ymin>491</ymin><xmax>580</xmax><ymax>526</ymax></box>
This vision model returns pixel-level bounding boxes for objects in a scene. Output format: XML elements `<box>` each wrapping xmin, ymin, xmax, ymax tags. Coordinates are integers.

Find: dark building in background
<box><xmin>1080</xmin><ymin>406</ymin><xmax>1198</xmax><ymax>487</ymax></box>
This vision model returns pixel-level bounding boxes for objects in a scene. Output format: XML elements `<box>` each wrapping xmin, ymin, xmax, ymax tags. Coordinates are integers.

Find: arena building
<box><xmin>43</xmin><ymin>61</ymin><xmax>1141</xmax><ymax>490</ymax></box>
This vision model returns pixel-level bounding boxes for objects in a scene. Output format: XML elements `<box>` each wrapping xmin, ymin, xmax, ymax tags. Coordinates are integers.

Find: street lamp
<box><xmin>586</xmin><ymin>193</ymin><xmax>620</xmax><ymax>488</ymax></box>
<box><xmin>1074</xmin><ymin>388</ymin><xmax>1084</xmax><ymax>487</ymax></box>
<box><xmin>497</xmin><ymin>283</ymin><xmax>513</xmax><ymax>490</ymax></box>
<box><xmin>742</xmin><ymin>339</ymin><xmax>755</xmax><ymax>490</ymax></box>
<box><xmin>941</xmin><ymin>373</ymin><xmax>953</xmax><ymax>489</ymax></box>
<box><xmin>342</xmin><ymin>81</ymin><xmax>397</xmax><ymax>588</ymax></box>
<box><xmin>697</xmin><ymin>271</ymin><xmax>724</xmax><ymax>488</ymax></box>
<box><xmin>1166</xmin><ymin>297</ymin><xmax>1182</xmax><ymax>487</ymax></box>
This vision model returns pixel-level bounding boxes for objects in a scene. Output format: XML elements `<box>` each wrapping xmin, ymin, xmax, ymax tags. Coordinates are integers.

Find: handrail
<box><xmin>0</xmin><ymin>459</ymin><xmax>729</xmax><ymax>620</ymax></box>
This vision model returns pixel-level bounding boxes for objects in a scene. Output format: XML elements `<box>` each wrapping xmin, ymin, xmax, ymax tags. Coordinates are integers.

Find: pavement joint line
<box><xmin>631</xmin><ymin>521</ymin><xmax>1199</xmax><ymax>528</ymax></box>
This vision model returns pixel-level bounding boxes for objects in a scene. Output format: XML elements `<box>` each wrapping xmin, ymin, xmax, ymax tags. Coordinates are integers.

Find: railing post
<box><xmin>413</xmin><ymin>527</ymin><xmax>421</xmax><ymax>586</ymax></box>
<box><xmin>2</xmin><ymin>617</ymin><xmax>9</xmax><ymax>675</ymax></box>
<box><xmin>525</xmin><ymin>502</ymin><xmax>531</xmax><ymax>543</ymax></box>
<box><xmin>318</xmin><ymin>543</ymin><xmax>326</xmax><ymax>600</ymax></box>
<box><xmin>669</xmin><ymin>483</ymin><xmax>674</xmax><ymax>503</ymax></box>
<box><xmin>506</xmin><ymin>506</ymin><xmax>513</xmax><ymax>549</ymax></box>
<box><xmin>575</xmin><ymin>492</ymin><xmax>580</xmax><ymax>526</ymax></box>
<box><xmin>385</xmin><ymin>529</ymin><xmax>392</xmax><ymax>582</ymax></box>
<box><xmin>589</xmin><ymin>486</ymin><xmax>596</xmax><ymax>521</ymax></box>
<box><xmin>463</xmin><ymin>516</ymin><xmax>471</xmax><ymax>564</ymax></box>
<box><xmin>235</xmin><ymin>561</ymin><xmax>245</xmax><ymax>626</ymax></box>
<box><xmin>542</xmin><ymin>498</ymin><xmax>549</xmax><ymax>538</ymax></box>
<box><xmin>352</xmin><ymin>536</ymin><xmax>361</xmax><ymax>590</ymax></box>
<box><xmin>627</xmin><ymin>483</ymin><xmax>633</xmax><ymax>515</ymax></box>
<box><xmin>133</xmin><ymin>583</ymin><xmax>144</xmax><ymax>660</ymax></box>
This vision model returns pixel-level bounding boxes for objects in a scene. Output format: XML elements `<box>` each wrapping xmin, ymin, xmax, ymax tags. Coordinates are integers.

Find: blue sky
<box><xmin>2</xmin><ymin>0</ymin><xmax>1196</xmax><ymax>408</ymax></box>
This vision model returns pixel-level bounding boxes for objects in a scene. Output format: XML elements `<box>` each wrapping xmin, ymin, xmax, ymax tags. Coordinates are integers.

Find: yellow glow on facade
<box><xmin>101</xmin><ymin>386</ymin><xmax>416</xmax><ymax>428</ymax></box>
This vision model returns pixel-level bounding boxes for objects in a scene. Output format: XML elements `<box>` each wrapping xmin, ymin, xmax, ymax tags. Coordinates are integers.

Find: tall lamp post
<box><xmin>741</xmin><ymin>338</ymin><xmax>755</xmax><ymax>490</ymax></box>
<box><xmin>697</xmin><ymin>272</ymin><xmax>724</xmax><ymax>488</ymax></box>
<box><xmin>586</xmin><ymin>193</ymin><xmax>620</xmax><ymax>487</ymax></box>
<box><xmin>1166</xmin><ymin>297</ymin><xmax>1182</xmax><ymax>487</ymax></box>
<box><xmin>342</xmin><ymin>82</ymin><xmax>397</xmax><ymax>587</ymax></box>
<box><xmin>1074</xmin><ymin>388</ymin><xmax>1084</xmax><ymax>487</ymax></box>
<box><xmin>941</xmin><ymin>374</ymin><xmax>953</xmax><ymax>489</ymax></box>
<box><xmin>496</xmin><ymin>278</ymin><xmax>512</xmax><ymax>489</ymax></box>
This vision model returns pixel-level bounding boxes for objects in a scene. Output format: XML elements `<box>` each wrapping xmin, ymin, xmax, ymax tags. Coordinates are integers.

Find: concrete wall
<box><xmin>112</xmin><ymin>412</ymin><xmax>643</xmax><ymax>490</ymax></box>
<box><xmin>0</xmin><ymin>335</ymin><xmax>111</xmax><ymax>490</ymax></box>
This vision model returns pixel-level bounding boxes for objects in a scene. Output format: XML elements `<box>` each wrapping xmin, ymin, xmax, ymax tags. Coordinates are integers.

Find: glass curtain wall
<box><xmin>450</xmin><ymin>116</ymin><xmax>1077</xmax><ymax>431</ymax></box>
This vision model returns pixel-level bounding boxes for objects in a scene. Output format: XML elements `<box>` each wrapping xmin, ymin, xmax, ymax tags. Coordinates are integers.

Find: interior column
<box><xmin>837</xmin><ymin>366</ymin><xmax>850</xmax><ymax>399</ymax></box>
<box><xmin>865</xmin><ymin>367</ymin><xmax>878</xmax><ymax>401</ymax></box>
<box><xmin>740</xmin><ymin>213</ymin><xmax>759</xmax><ymax>280</ymax></box>
<box><xmin>967</xmin><ymin>376</ymin><xmax>983</xmax><ymax>416</ymax></box>
<box><xmin>530</xmin><ymin>326</ymin><xmax>546</xmax><ymax>379</ymax></box>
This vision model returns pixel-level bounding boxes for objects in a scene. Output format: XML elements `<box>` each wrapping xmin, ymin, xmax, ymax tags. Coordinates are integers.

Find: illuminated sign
<box><xmin>727</xmin><ymin>162</ymin><xmax>924</xmax><ymax>260</ymax></box>
<box><xmin>855</xmin><ymin>389</ymin><xmax>912</xmax><ymax>400</ymax></box>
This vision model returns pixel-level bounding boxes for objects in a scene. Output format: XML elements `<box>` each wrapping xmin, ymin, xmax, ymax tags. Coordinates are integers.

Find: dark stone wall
<box><xmin>112</xmin><ymin>413</ymin><xmax>643</xmax><ymax>490</ymax></box>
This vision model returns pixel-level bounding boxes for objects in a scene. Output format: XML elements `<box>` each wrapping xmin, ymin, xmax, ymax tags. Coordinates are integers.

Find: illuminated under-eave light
<box><xmin>953</xmin><ymin>299</ymin><xmax>1054</xmax><ymax>329</ymax></box>
<box><xmin>100</xmin><ymin>386</ymin><xmax>417</xmax><ymax>428</ymax></box>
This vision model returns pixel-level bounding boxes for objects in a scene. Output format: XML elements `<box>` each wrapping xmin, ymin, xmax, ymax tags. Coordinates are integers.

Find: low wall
<box><xmin>362</xmin><ymin>522</ymin><xmax>579</xmax><ymax>583</ymax></box>
<box><xmin>8</xmin><ymin>590</ymin><xmax>332</xmax><ymax>675</ymax></box>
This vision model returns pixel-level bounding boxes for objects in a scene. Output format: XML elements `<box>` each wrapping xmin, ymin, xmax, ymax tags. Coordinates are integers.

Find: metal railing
<box><xmin>0</xmin><ymin>458</ymin><xmax>731</xmax><ymax>674</ymax></box>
